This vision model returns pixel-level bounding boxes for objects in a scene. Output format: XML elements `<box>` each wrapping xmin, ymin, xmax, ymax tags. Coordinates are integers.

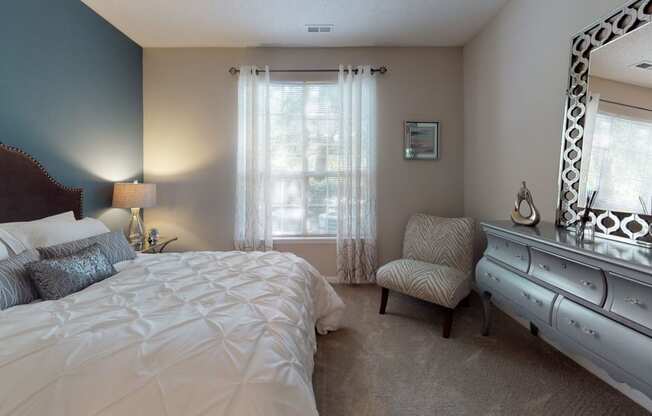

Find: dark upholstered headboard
<box><xmin>0</xmin><ymin>143</ymin><xmax>83</xmax><ymax>222</ymax></box>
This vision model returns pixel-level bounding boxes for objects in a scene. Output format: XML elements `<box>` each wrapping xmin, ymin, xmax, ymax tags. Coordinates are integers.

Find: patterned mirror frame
<box><xmin>557</xmin><ymin>0</ymin><xmax>652</xmax><ymax>247</ymax></box>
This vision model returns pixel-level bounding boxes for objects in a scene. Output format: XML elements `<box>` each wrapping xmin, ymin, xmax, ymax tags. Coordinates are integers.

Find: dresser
<box><xmin>476</xmin><ymin>221</ymin><xmax>652</xmax><ymax>401</ymax></box>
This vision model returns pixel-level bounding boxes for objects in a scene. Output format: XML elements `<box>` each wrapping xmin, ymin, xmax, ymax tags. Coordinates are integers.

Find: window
<box><xmin>584</xmin><ymin>109</ymin><xmax>652</xmax><ymax>213</ymax></box>
<box><xmin>269</xmin><ymin>82</ymin><xmax>340</xmax><ymax>237</ymax></box>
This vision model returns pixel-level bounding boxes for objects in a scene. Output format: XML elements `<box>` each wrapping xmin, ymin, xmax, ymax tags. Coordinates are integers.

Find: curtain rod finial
<box><xmin>377</xmin><ymin>66</ymin><xmax>387</xmax><ymax>74</ymax></box>
<box><xmin>229</xmin><ymin>67</ymin><xmax>239</xmax><ymax>75</ymax></box>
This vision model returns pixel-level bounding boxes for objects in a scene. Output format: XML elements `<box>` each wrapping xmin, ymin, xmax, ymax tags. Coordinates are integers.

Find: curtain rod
<box><xmin>600</xmin><ymin>98</ymin><xmax>652</xmax><ymax>113</ymax></box>
<box><xmin>228</xmin><ymin>66</ymin><xmax>387</xmax><ymax>75</ymax></box>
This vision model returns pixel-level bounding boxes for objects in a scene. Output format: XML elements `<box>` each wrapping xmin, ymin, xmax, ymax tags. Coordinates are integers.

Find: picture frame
<box><xmin>404</xmin><ymin>121</ymin><xmax>439</xmax><ymax>160</ymax></box>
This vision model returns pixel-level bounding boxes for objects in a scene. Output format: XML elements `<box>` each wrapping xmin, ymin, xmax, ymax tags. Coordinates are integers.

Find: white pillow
<box><xmin>0</xmin><ymin>211</ymin><xmax>78</xmax><ymax>255</ymax></box>
<box><xmin>0</xmin><ymin>211</ymin><xmax>77</xmax><ymax>228</ymax></box>
<box><xmin>37</xmin><ymin>211</ymin><xmax>77</xmax><ymax>223</ymax></box>
<box><xmin>0</xmin><ymin>217</ymin><xmax>110</xmax><ymax>254</ymax></box>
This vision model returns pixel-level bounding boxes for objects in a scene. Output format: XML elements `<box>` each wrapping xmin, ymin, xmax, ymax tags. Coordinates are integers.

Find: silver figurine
<box><xmin>511</xmin><ymin>181</ymin><xmax>541</xmax><ymax>227</ymax></box>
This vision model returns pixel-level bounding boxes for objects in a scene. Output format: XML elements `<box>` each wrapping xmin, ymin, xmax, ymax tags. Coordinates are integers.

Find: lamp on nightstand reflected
<box><xmin>112</xmin><ymin>181</ymin><xmax>157</xmax><ymax>244</ymax></box>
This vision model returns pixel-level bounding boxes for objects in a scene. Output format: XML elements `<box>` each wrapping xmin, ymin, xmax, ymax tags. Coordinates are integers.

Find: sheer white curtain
<box><xmin>336</xmin><ymin>65</ymin><xmax>378</xmax><ymax>283</ymax></box>
<box><xmin>234</xmin><ymin>66</ymin><xmax>273</xmax><ymax>251</ymax></box>
<box><xmin>586</xmin><ymin>104</ymin><xmax>652</xmax><ymax>214</ymax></box>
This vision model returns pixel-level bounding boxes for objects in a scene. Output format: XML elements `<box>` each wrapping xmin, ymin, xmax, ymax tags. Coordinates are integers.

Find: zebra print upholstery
<box><xmin>376</xmin><ymin>214</ymin><xmax>474</xmax><ymax>309</ymax></box>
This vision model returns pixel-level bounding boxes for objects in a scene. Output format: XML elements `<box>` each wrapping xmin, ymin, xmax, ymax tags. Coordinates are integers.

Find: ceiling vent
<box><xmin>632</xmin><ymin>60</ymin><xmax>652</xmax><ymax>70</ymax></box>
<box><xmin>306</xmin><ymin>24</ymin><xmax>334</xmax><ymax>33</ymax></box>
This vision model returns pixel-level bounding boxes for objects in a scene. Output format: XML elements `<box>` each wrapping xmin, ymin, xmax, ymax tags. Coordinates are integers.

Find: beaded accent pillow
<box><xmin>28</xmin><ymin>244</ymin><xmax>115</xmax><ymax>300</ymax></box>
<box><xmin>37</xmin><ymin>231</ymin><xmax>136</xmax><ymax>265</ymax></box>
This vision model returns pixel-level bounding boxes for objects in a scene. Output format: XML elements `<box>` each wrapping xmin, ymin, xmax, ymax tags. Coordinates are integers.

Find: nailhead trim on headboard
<box><xmin>0</xmin><ymin>142</ymin><xmax>84</xmax><ymax>221</ymax></box>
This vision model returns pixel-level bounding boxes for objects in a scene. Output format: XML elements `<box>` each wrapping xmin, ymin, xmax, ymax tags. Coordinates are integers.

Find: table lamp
<box><xmin>112</xmin><ymin>181</ymin><xmax>157</xmax><ymax>244</ymax></box>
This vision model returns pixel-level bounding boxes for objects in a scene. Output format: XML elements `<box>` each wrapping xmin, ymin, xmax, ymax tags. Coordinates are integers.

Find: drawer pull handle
<box><xmin>579</xmin><ymin>280</ymin><xmax>593</xmax><ymax>288</ymax></box>
<box><xmin>521</xmin><ymin>292</ymin><xmax>543</xmax><ymax>306</ymax></box>
<box><xmin>486</xmin><ymin>272</ymin><xmax>500</xmax><ymax>282</ymax></box>
<box><xmin>538</xmin><ymin>264</ymin><xmax>549</xmax><ymax>271</ymax></box>
<box><xmin>624</xmin><ymin>297</ymin><xmax>641</xmax><ymax>305</ymax></box>
<box><xmin>568</xmin><ymin>320</ymin><xmax>597</xmax><ymax>337</ymax></box>
<box><xmin>582</xmin><ymin>327</ymin><xmax>597</xmax><ymax>337</ymax></box>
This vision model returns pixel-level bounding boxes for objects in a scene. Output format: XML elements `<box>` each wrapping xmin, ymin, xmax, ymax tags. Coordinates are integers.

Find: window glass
<box><xmin>269</xmin><ymin>82</ymin><xmax>340</xmax><ymax>237</ymax></box>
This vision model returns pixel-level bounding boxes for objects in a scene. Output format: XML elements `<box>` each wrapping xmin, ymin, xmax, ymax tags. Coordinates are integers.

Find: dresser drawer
<box><xmin>557</xmin><ymin>298</ymin><xmax>652</xmax><ymax>387</ymax></box>
<box><xmin>477</xmin><ymin>258</ymin><xmax>556</xmax><ymax>324</ymax></box>
<box><xmin>607</xmin><ymin>273</ymin><xmax>652</xmax><ymax>331</ymax></box>
<box><xmin>529</xmin><ymin>248</ymin><xmax>606</xmax><ymax>306</ymax></box>
<box><xmin>485</xmin><ymin>234</ymin><xmax>530</xmax><ymax>272</ymax></box>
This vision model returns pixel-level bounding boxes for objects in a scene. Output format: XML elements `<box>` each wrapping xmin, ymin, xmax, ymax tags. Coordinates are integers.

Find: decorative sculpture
<box><xmin>511</xmin><ymin>181</ymin><xmax>541</xmax><ymax>227</ymax></box>
<box><xmin>148</xmin><ymin>228</ymin><xmax>160</xmax><ymax>244</ymax></box>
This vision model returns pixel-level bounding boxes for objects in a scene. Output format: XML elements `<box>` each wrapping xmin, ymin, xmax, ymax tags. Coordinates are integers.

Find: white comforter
<box><xmin>0</xmin><ymin>251</ymin><xmax>344</xmax><ymax>416</ymax></box>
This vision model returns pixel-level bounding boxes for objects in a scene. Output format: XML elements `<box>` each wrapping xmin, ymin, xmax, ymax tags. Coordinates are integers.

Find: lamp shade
<box><xmin>112</xmin><ymin>182</ymin><xmax>157</xmax><ymax>209</ymax></box>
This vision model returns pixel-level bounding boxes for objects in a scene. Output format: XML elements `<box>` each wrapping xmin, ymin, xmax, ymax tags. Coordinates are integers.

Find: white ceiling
<box><xmin>81</xmin><ymin>0</ymin><xmax>508</xmax><ymax>48</ymax></box>
<box><xmin>591</xmin><ymin>23</ymin><xmax>652</xmax><ymax>89</ymax></box>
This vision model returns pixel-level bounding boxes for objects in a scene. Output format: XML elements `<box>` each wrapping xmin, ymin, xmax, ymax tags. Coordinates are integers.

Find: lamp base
<box><xmin>127</xmin><ymin>208</ymin><xmax>145</xmax><ymax>245</ymax></box>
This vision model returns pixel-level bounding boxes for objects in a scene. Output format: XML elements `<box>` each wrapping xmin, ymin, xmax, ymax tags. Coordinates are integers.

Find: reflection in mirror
<box><xmin>580</xmin><ymin>23</ymin><xmax>652</xmax><ymax>215</ymax></box>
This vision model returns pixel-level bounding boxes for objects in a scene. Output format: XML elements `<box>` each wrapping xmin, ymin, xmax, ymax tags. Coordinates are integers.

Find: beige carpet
<box><xmin>313</xmin><ymin>284</ymin><xmax>648</xmax><ymax>416</ymax></box>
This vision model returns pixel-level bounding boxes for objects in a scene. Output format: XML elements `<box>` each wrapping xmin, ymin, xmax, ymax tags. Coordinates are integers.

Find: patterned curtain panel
<box><xmin>336</xmin><ymin>65</ymin><xmax>378</xmax><ymax>283</ymax></box>
<box><xmin>234</xmin><ymin>66</ymin><xmax>273</xmax><ymax>251</ymax></box>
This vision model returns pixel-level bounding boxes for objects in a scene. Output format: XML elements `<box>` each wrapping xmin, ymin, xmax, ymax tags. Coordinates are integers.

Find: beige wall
<box><xmin>589</xmin><ymin>76</ymin><xmax>652</xmax><ymax>111</ymax></box>
<box><xmin>463</xmin><ymin>0</ymin><xmax>625</xmax><ymax>232</ymax></box>
<box><xmin>144</xmin><ymin>47</ymin><xmax>464</xmax><ymax>276</ymax></box>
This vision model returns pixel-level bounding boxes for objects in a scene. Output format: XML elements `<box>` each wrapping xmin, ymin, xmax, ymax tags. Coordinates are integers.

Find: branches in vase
<box><xmin>577</xmin><ymin>190</ymin><xmax>598</xmax><ymax>243</ymax></box>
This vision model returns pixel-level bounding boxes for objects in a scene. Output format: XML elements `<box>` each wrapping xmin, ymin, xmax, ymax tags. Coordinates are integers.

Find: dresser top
<box><xmin>482</xmin><ymin>220</ymin><xmax>652</xmax><ymax>275</ymax></box>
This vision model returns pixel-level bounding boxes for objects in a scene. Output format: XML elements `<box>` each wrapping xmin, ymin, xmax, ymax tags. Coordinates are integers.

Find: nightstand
<box><xmin>133</xmin><ymin>237</ymin><xmax>178</xmax><ymax>254</ymax></box>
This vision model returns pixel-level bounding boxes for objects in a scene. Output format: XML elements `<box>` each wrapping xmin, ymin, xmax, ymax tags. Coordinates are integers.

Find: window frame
<box><xmin>268</xmin><ymin>80</ymin><xmax>339</xmax><ymax>239</ymax></box>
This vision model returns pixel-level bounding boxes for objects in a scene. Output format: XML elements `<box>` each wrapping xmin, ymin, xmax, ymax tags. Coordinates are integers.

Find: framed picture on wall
<box><xmin>404</xmin><ymin>121</ymin><xmax>439</xmax><ymax>160</ymax></box>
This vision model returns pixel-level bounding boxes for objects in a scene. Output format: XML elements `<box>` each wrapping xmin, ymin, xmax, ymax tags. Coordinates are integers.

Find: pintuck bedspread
<box><xmin>0</xmin><ymin>251</ymin><xmax>344</xmax><ymax>416</ymax></box>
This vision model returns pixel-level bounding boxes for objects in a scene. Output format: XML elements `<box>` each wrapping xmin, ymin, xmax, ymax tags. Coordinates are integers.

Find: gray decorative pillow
<box><xmin>37</xmin><ymin>231</ymin><xmax>136</xmax><ymax>265</ymax></box>
<box><xmin>0</xmin><ymin>249</ymin><xmax>40</xmax><ymax>310</ymax></box>
<box><xmin>28</xmin><ymin>244</ymin><xmax>116</xmax><ymax>301</ymax></box>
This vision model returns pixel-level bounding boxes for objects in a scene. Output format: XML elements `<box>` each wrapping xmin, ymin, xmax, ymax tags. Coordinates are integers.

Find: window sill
<box><xmin>273</xmin><ymin>237</ymin><xmax>336</xmax><ymax>245</ymax></box>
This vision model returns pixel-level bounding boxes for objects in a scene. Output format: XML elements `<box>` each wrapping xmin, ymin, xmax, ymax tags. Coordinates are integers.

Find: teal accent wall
<box><xmin>0</xmin><ymin>0</ymin><xmax>143</xmax><ymax>218</ymax></box>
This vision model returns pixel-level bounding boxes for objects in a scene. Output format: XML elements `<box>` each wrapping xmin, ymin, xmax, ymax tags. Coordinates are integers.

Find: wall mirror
<box><xmin>557</xmin><ymin>0</ymin><xmax>652</xmax><ymax>246</ymax></box>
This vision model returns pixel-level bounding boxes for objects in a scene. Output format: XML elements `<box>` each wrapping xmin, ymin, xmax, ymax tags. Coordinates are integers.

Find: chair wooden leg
<box><xmin>379</xmin><ymin>287</ymin><xmax>389</xmax><ymax>315</ymax></box>
<box><xmin>459</xmin><ymin>295</ymin><xmax>471</xmax><ymax>308</ymax></box>
<box><xmin>442</xmin><ymin>308</ymin><xmax>454</xmax><ymax>338</ymax></box>
<box><xmin>481</xmin><ymin>291</ymin><xmax>492</xmax><ymax>336</ymax></box>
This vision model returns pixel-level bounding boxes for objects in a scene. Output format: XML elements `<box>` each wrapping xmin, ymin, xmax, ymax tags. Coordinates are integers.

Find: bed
<box><xmin>0</xmin><ymin>143</ymin><xmax>344</xmax><ymax>416</ymax></box>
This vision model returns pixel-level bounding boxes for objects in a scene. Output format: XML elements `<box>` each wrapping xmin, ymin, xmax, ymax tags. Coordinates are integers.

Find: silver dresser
<box><xmin>476</xmin><ymin>221</ymin><xmax>652</xmax><ymax>401</ymax></box>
